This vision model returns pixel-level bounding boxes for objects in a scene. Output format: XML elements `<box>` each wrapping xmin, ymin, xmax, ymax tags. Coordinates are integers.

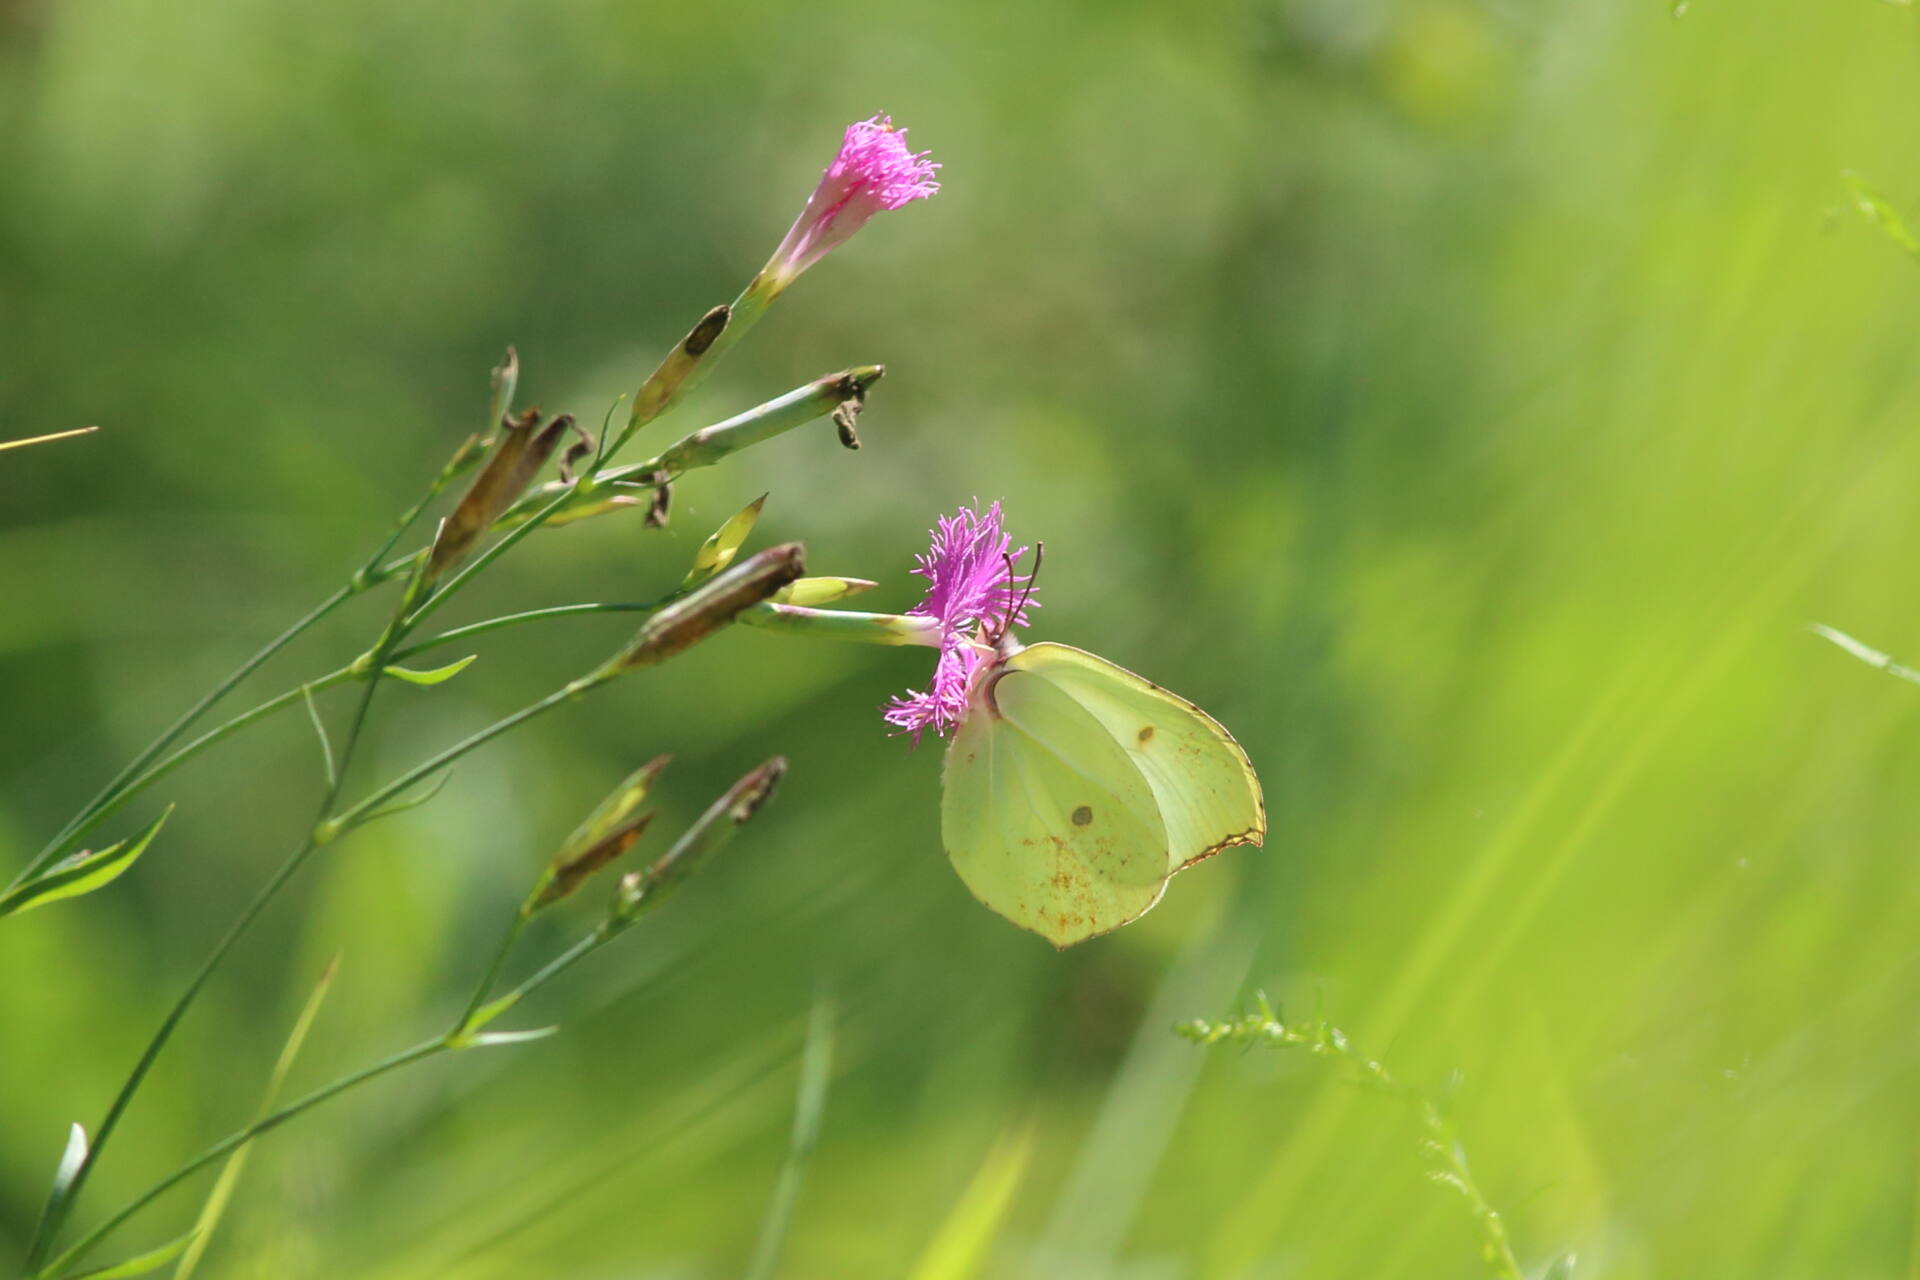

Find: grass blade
<box><xmin>744</xmin><ymin>992</ymin><xmax>836</xmax><ymax>1280</ymax></box>
<box><xmin>0</xmin><ymin>426</ymin><xmax>98</xmax><ymax>453</ymax></box>
<box><xmin>170</xmin><ymin>957</ymin><xmax>339</xmax><ymax>1279</ymax></box>
<box><xmin>905</xmin><ymin>1125</ymin><xmax>1034</xmax><ymax>1280</ymax></box>
<box><xmin>1810</xmin><ymin>623</ymin><xmax>1920</xmax><ymax>686</ymax></box>
<box><xmin>60</xmin><ymin>1229</ymin><xmax>198</xmax><ymax>1279</ymax></box>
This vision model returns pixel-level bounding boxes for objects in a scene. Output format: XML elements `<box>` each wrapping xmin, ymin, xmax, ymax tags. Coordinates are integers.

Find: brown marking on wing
<box><xmin>1175</xmin><ymin>821</ymin><xmax>1267</xmax><ymax>870</ymax></box>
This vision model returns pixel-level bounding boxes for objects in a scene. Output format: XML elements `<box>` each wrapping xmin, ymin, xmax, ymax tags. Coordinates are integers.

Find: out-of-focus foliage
<box><xmin>4</xmin><ymin>0</ymin><xmax>1920</xmax><ymax>1276</ymax></box>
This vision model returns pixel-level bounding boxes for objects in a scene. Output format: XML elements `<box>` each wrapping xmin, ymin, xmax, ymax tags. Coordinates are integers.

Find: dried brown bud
<box><xmin>832</xmin><ymin>399</ymin><xmax>863</xmax><ymax>450</ymax></box>
<box><xmin>615</xmin><ymin>758</ymin><xmax>788</xmax><ymax>919</ymax></box>
<box><xmin>628</xmin><ymin>305</ymin><xmax>731</xmax><ymax>431</ymax></box>
<box><xmin>535</xmin><ymin>812</ymin><xmax>655</xmax><ymax>909</ymax></box>
<box><xmin>427</xmin><ymin>410</ymin><xmax>574</xmax><ymax>580</ymax></box>
<box><xmin>611</xmin><ymin>543</ymin><xmax>805</xmax><ymax>670</ymax></box>
<box><xmin>645</xmin><ymin>478</ymin><xmax>674</xmax><ymax>529</ymax></box>
<box><xmin>528</xmin><ymin>755</ymin><xmax>672</xmax><ymax>911</ymax></box>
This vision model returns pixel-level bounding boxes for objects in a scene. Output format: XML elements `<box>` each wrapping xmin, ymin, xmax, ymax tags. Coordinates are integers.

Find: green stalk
<box><xmin>12</xmin><ymin>435</ymin><xmax>484</xmax><ymax>895</ymax></box>
<box><xmin>400</xmin><ymin>488</ymin><xmax>579</xmax><ymax>638</ymax></box>
<box><xmin>745</xmin><ymin>994</ymin><xmax>836</xmax><ymax>1280</ymax></box>
<box><xmin>8</xmin><ymin>585</ymin><xmax>355</xmax><ymax>893</ymax></box>
<box><xmin>324</xmin><ymin>674</ymin><xmax>610</xmax><ymax>844</ymax></box>
<box><xmin>74</xmin><ymin>599</ymin><xmax>671</xmax><ymax>847</ymax></box>
<box><xmin>603</xmin><ymin>273</ymin><xmax>775</xmax><ymax>460</ymax></box>
<box><xmin>26</xmin><ymin>351</ymin><xmax>721</xmax><ymax>1270</ymax></box>
<box><xmin>35</xmin><ymin>1037</ymin><xmax>448</xmax><ymax>1280</ymax></box>
<box><xmin>46</xmin><ymin>911</ymin><xmax>643</xmax><ymax>1278</ymax></box>
<box><xmin>386</xmin><ymin>600</ymin><xmax>665</xmax><ymax>662</ymax></box>
<box><xmin>1179</xmin><ymin>1004</ymin><xmax>1527</xmax><ymax>1280</ymax></box>
<box><xmin>27</xmin><ymin>398</ymin><xmax>631</xmax><ymax>1270</ymax></box>
<box><xmin>452</xmin><ymin>910</ymin><xmax>533</xmax><ymax>1038</ymax></box>
<box><xmin>22</xmin><ymin>574</ymin><xmax>420</xmax><ymax>1272</ymax></box>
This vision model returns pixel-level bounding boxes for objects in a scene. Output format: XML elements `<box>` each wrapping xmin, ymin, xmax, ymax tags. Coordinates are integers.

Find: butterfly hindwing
<box><xmin>943</xmin><ymin>667</ymin><xmax>1169</xmax><ymax>947</ymax></box>
<box><xmin>1008</xmin><ymin>643</ymin><xmax>1265</xmax><ymax>871</ymax></box>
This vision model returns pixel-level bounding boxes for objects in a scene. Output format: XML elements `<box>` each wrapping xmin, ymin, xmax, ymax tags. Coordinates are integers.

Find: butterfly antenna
<box><xmin>993</xmin><ymin>541</ymin><xmax>1043</xmax><ymax>645</ymax></box>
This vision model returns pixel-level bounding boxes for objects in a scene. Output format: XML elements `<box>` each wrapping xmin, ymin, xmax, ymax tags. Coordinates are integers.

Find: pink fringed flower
<box><xmin>765</xmin><ymin>115</ymin><xmax>940</xmax><ymax>288</ymax></box>
<box><xmin>884</xmin><ymin>502</ymin><xmax>1036</xmax><ymax>742</ymax></box>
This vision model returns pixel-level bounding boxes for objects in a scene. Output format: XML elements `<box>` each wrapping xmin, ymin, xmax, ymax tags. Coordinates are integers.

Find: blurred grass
<box><xmin>6</xmin><ymin>0</ymin><xmax>1920</xmax><ymax>1276</ymax></box>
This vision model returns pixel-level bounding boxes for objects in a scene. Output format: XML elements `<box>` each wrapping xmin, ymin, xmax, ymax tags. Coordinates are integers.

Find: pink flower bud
<box><xmin>765</xmin><ymin>115</ymin><xmax>940</xmax><ymax>288</ymax></box>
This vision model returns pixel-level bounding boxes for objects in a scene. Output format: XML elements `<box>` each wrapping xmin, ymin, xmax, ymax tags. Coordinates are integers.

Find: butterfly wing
<box><xmin>943</xmin><ymin>668</ymin><xmax>1170</xmax><ymax>947</ymax></box>
<box><xmin>1007</xmin><ymin>643</ymin><xmax>1265</xmax><ymax>871</ymax></box>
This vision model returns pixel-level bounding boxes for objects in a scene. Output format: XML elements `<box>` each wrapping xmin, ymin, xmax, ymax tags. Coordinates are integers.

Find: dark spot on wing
<box><xmin>1071</xmin><ymin>805</ymin><xmax>1093</xmax><ymax>826</ymax></box>
<box><xmin>1137</xmin><ymin>726</ymin><xmax>1155</xmax><ymax>745</ymax></box>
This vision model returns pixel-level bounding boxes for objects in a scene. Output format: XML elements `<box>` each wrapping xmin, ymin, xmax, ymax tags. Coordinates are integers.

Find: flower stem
<box><xmin>22</xmin><ymin>576</ymin><xmax>418</xmax><ymax>1272</ymax></box>
<box><xmin>43</xmin><ymin>907</ymin><xmax>644</xmax><ymax>1277</ymax></box>
<box><xmin>7</xmin><ymin>585</ymin><xmax>355</xmax><ymax>893</ymax></box>
<box><xmin>453</xmin><ymin>909</ymin><xmax>532</xmax><ymax>1037</ymax></box>
<box><xmin>13</xmin><ymin>445</ymin><xmax>480</xmax><ymax>895</ymax></box>
<box><xmin>386</xmin><ymin>600</ymin><xmax>667</xmax><ymax>662</ymax></box>
<box><xmin>402</xmin><ymin>488</ymin><xmax>579</xmax><ymax>637</ymax></box>
<box><xmin>327</xmin><ymin>673</ymin><xmax>611</xmax><ymax>842</ymax></box>
<box><xmin>34</xmin><ymin>1037</ymin><xmax>448</xmax><ymax>1280</ymax></box>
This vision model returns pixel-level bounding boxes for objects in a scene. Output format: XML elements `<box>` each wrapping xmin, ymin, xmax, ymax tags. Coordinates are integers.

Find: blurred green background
<box><xmin>5</xmin><ymin>1</ymin><xmax>1920</xmax><ymax>1276</ymax></box>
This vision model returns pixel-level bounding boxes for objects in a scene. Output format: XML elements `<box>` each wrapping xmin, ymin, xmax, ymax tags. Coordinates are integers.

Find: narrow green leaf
<box><xmin>0</xmin><ymin>426</ymin><xmax>98</xmax><ymax>454</ymax></box>
<box><xmin>350</xmin><ymin>769</ymin><xmax>457</xmax><ymax>831</ymax></box>
<box><xmin>173</xmin><ymin>958</ymin><xmax>339</xmax><ymax>1279</ymax></box>
<box><xmin>464</xmin><ymin>1026</ymin><xmax>559</xmax><ymax>1048</ymax></box>
<box><xmin>300</xmin><ymin>683</ymin><xmax>335</xmax><ymax>789</ymax></box>
<box><xmin>1541</xmin><ymin>1254</ymin><xmax>1577</xmax><ymax>1280</ymax></box>
<box><xmin>36</xmin><ymin>1123</ymin><xmax>89</xmax><ymax>1241</ymax></box>
<box><xmin>382</xmin><ymin>654</ymin><xmax>479</xmax><ymax>687</ymax></box>
<box><xmin>681</xmin><ymin>495</ymin><xmax>767</xmax><ymax>588</ymax></box>
<box><xmin>0</xmin><ymin>807</ymin><xmax>172</xmax><ymax>920</ymax></box>
<box><xmin>456</xmin><ymin>991</ymin><xmax>521</xmax><ymax>1038</ymax></box>
<box><xmin>906</xmin><ymin>1125</ymin><xmax>1034</xmax><ymax>1280</ymax></box>
<box><xmin>60</xmin><ymin>1230</ymin><xmax>199</xmax><ymax>1279</ymax></box>
<box><xmin>744</xmin><ymin>996</ymin><xmax>838</xmax><ymax>1280</ymax></box>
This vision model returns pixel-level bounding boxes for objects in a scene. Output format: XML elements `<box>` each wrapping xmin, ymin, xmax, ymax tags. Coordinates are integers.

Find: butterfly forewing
<box><xmin>1009</xmin><ymin>643</ymin><xmax>1265</xmax><ymax>871</ymax></box>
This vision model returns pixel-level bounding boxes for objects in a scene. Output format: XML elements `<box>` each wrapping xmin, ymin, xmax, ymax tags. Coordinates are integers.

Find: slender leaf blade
<box><xmin>906</xmin><ymin>1125</ymin><xmax>1034</xmax><ymax>1280</ymax></box>
<box><xmin>382</xmin><ymin>655</ymin><xmax>479</xmax><ymax>686</ymax></box>
<box><xmin>172</xmin><ymin>958</ymin><xmax>340</xmax><ymax>1279</ymax></box>
<box><xmin>59</xmin><ymin>1230</ymin><xmax>200</xmax><ymax>1279</ymax></box>
<box><xmin>464</xmin><ymin>1026</ymin><xmax>560</xmax><ymax>1048</ymax></box>
<box><xmin>0</xmin><ymin>807</ymin><xmax>173</xmax><ymax>920</ymax></box>
<box><xmin>681</xmin><ymin>495</ymin><xmax>767</xmax><ymax>588</ymax></box>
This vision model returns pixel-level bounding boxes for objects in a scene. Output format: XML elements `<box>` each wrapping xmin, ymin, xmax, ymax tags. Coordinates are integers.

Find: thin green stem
<box><xmin>455</xmin><ymin>910</ymin><xmax>532</xmax><ymax>1036</ymax></box>
<box><xmin>388</xmin><ymin>600</ymin><xmax>665</xmax><ymax>663</ymax></box>
<box><xmin>45</xmin><ymin>671</ymin><xmax>354</xmax><ymax>862</ymax></box>
<box><xmin>48</xmin><ymin>905</ymin><xmax>643</xmax><ymax>1276</ymax></box>
<box><xmin>745</xmin><ymin>993</ymin><xmax>836</xmax><ymax>1280</ymax></box>
<box><xmin>24</xmin><ymin>581</ymin><xmax>416</xmax><ymax>1272</ymax></box>
<box><xmin>18</xmin><ymin>448</ymin><xmax>467</xmax><ymax>895</ymax></box>
<box><xmin>501</xmin><ymin>928</ymin><xmax>607</xmax><ymax>1007</ymax></box>
<box><xmin>35</xmin><ymin>1038</ymin><xmax>447</xmax><ymax>1280</ymax></box>
<box><xmin>327</xmin><ymin>674</ymin><xmax>609</xmax><ymax>841</ymax></box>
<box><xmin>9</xmin><ymin>586</ymin><xmax>355</xmax><ymax>893</ymax></box>
<box><xmin>402</xmin><ymin>488</ymin><xmax>578</xmax><ymax>637</ymax></box>
<box><xmin>1179</xmin><ymin>1003</ymin><xmax>1526</xmax><ymax>1280</ymax></box>
<box><xmin>26</xmin><ymin>429</ymin><xmax>626</xmax><ymax>1270</ymax></box>
<box><xmin>72</xmin><ymin>600</ymin><xmax>663</xmax><ymax>847</ymax></box>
